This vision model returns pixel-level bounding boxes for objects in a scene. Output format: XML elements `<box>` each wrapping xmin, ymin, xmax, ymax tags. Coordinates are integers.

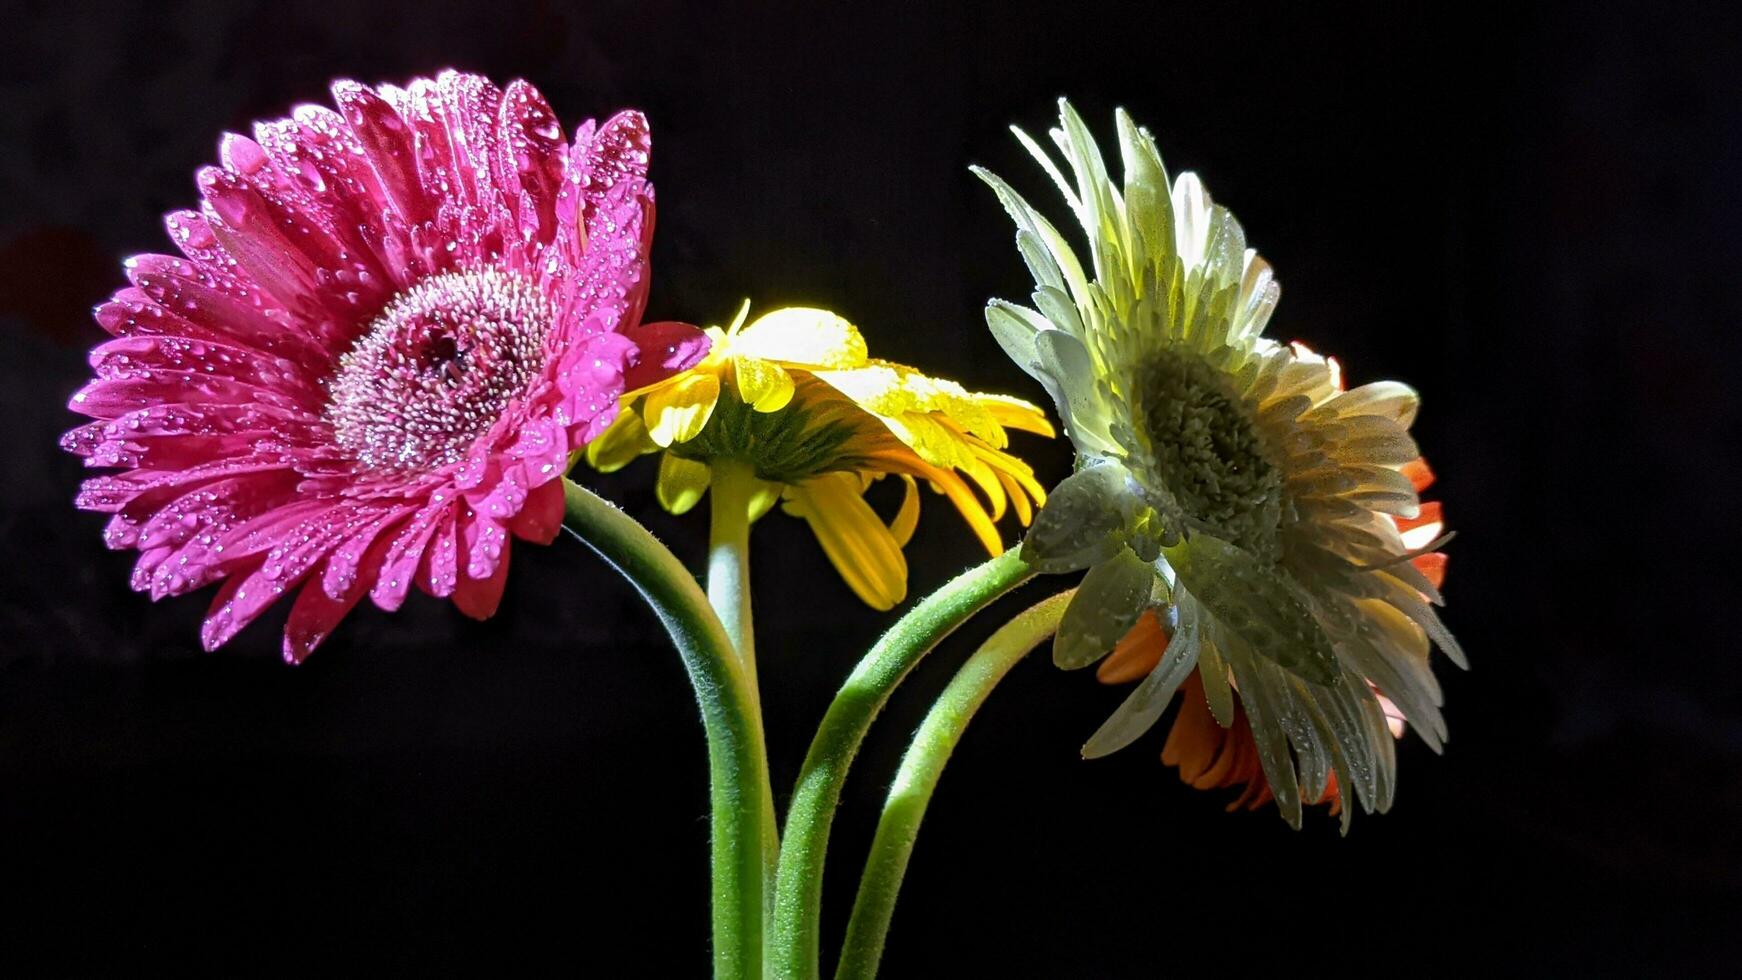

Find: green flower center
<box><xmin>1130</xmin><ymin>349</ymin><xmax>1283</xmax><ymax>558</ymax></box>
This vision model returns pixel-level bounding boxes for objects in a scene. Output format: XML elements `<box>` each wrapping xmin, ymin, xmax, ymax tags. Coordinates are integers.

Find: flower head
<box><xmin>587</xmin><ymin>303</ymin><xmax>1052</xmax><ymax>609</ymax></box>
<box><xmin>977</xmin><ymin>100</ymin><xmax>1462</xmax><ymax>828</ymax></box>
<box><xmin>64</xmin><ymin>71</ymin><xmax>708</xmax><ymax>661</ymax></box>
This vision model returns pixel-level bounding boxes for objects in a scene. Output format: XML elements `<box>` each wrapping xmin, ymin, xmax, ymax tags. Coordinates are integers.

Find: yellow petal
<box><xmin>748</xmin><ymin>478</ymin><xmax>784</xmax><ymax>522</ymax></box>
<box><xmin>870</xmin><ymin>411</ymin><xmax>971</xmax><ymax>471</ymax></box>
<box><xmin>732</xmin><ymin>355</ymin><xmax>796</xmax><ymax>412</ymax></box>
<box><xmin>722</xmin><ymin>299</ymin><xmax>753</xmax><ymax>335</ymax></box>
<box><xmin>643</xmin><ymin>373</ymin><xmax>722</xmax><ymax>447</ymax></box>
<box><xmin>782</xmin><ymin>472</ymin><xmax>908</xmax><ymax>610</ymax></box>
<box><xmin>735</xmin><ymin>307</ymin><xmax>869</xmax><ymax>368</ymax></box>
<box><xmin>996</xmin><ymin>470</ymin><xmax>1032</xmax><ymax>526</ymax></box>
<box><xmin>584</xmin><ymin>408</ymin><xmax>654</xmax><ymax>473</ymax></box>
<box><xmin>975</xmin><ymin>442</ymin><xmax>1047</xmax><ymax>521</ymax></box>
<box><xmin>976</xmin><ymin>393</ymin><xmax>1056</xmax><ymax>438</ymax></box>
<box><xmin>655</xmin><ymin>453</ymin><xmax>712</xmax><ymax>515</ymax></box>
<box><xmin>890</xmin><ymin>475</ymin><xmax>921</xmax><ymax>547</ymax></box>
<box><xmin>876</xmin><ymin>362</ymin><xmax>1001</xmax><ymax>439</ymax></box>
<box><xmin>811</xmin><ymin>364</ymin><xmax>906</xmax><ymax>414</ymax></box>
<box><xmin>901</xmin><ymin>457</ymin><xmax>1004</xmax><ymax>557</ymax></box>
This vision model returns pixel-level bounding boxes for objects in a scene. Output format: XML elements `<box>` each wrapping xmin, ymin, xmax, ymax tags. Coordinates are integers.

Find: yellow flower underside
<box><xmin>585</xmin><ymin>304</ymin><xmax>1052</xmax><ymax>609</ymax></box>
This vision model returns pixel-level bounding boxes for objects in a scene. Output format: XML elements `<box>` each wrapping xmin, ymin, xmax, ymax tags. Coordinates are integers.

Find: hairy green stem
<box><xmin>561</xmin><ymin>477</ymin><xmax>770</xmax><ymax>979</ymax></box>
<box><xmin>834</xmin><ymin>590</ymin><xmax>1074</xmax><ymax>980</ymax></box>
<box><xmin>707</xmin><ymin>459</ymin><xmax>760</xmax><ymax>674</ymax></box>
<box><xmin>705</xmin><ymin>460</ymin><xmax>781</xmax><ymax>935</ymax></box>
<box><xmin>769</xmin><ymin>548</ymin><xmax>1035</xmax><ymax>979</ymax></box>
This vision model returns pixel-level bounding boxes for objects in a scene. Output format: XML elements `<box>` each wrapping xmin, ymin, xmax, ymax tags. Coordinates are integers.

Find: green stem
<box><xmin>704</xmin><ymin>460</ymin><xmax>781</xmax><ymax>937</ymax></box>
<box><xmin>561</xmin><ymin>477</ymin><xmax>770</xmax><ymax>980</ymax></box>
<box><xmin>769</xmin><ymin>548</ymin><xmax>1035</xmax><ymax>979</ymax></box>
<box><xmin>834</xmin><ymin>590</ymin><xmax>1074</xmax><ymax>980</ymax></box>
<box><xmin>707</xmin><ymin>459</ymin><xmax>759</xmax><ymax>672</ymax></box>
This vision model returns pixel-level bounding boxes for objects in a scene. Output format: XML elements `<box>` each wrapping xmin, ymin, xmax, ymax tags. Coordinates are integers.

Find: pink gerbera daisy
<box><xmin>63</xmin><ymin>70</ymin><xmax>708</xmax><ymax>661</ymax></box>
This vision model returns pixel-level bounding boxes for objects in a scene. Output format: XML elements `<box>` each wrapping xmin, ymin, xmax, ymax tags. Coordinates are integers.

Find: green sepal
<box><xmin>1081</xmin><ymin>593</ymin><xmax>1199</xmax><ymax>759</ymax></box>
<box><xmin>669</xmin><ymin>379</ymin><xmax>865</xmax><ymax>485</ymax></box>
<box><xmin>1021</xmin><ymin>461</ymin><xmax>1134</xmax><ymax>574</ymax></box>
<box><xmin>1193</xmin><ymin>626</ymin><xmax>1236</xmax><ymax>728</ymax></box>
<box><xmin>1164</xmin><ymin>533</ymin><xmax>1339</xmax><ymax>685</ymax></box>
<box><xmin>1052</xmin><ymin>547</ymin><xmax>1155</xmax><ymax>669</ymax></box>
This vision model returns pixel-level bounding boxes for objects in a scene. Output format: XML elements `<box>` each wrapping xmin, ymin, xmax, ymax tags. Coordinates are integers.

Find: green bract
<box><xmin>978</xmin><ymin>100</ymin><xmax>1464</xmax><ymax>829</ymax></box>
<box><xmin>668</xmin><ymin>377</ymin><xmax>878</xmax><ymax>484</ymax></box>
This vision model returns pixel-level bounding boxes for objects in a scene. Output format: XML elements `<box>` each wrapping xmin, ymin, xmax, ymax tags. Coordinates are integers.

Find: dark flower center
<box><xmin>327</xmin><ymin>268</ymin><xmax>552</xmax><ymax>473</ymax></box>
<box><xmin>1132</xmin><ymin>348</ymin><xmax>1283</xmax><ymax>557</ymax></box>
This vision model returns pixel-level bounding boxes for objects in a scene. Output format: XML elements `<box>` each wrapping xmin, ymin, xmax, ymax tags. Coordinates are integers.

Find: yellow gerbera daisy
<box><xmin>586</xmin><ymin>303</ymin><xmax>1052</xmax><ymax>610</ymax></box>
<box><xmin>976</xmin><ymin>100</ymin><xmax>1462</xmax><ymax>829</ymax></box>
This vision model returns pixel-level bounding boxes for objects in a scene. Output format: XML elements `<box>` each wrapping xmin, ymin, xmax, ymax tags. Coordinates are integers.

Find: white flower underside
<box><xmin>979</xmin><ymin>101</ymin><xmax>1463</xmax><ymax>829</ymax></box>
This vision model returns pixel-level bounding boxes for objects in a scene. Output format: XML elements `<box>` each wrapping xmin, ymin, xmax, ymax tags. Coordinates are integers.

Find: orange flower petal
<box><xmin>1395</xmin><ymin>500</ymin><xmax>1444</xmax><ymax>534</ymax></box>
<box><xmin>1400</xmin><ymin>457</ymin><xmax>1436</xmax><ymax>492</ymax></box>
<box><xmin>1412</xmin><ymin>551</ymin><xmax>1448</xmax><ymax>588</ymax></box>
<box><xmin>1096</xmin><ymin>609</ymin><xmax>1167</xmax><ymax>684</ymax></box>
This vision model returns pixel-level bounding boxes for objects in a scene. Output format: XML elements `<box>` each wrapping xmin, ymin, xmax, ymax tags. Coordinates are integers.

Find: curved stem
<box><xmin>834</xmin><ymin>590</ymin><xmax>1074</xmax><ymax>980</ymax></box>
<box><xmin>769</xmin><ymin>548</ymin><xmax>1035</xmax><ymax>979</ymax></box>
<box><xmin>561</xmin><ymin>477</ymin><xmax>770</xmax><ymax>980</ymax></box>
<box><xmin>705</xmin><ymin>460</ymin><xmax>781</xmax><ymax>933</ymax></box>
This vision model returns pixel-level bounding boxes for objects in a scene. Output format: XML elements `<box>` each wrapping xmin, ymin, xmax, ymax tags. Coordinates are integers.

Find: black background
<box><xmin>4</xmin><ymin>0</ymin><xmax>1740</xmax><ymax>974</ymax></box>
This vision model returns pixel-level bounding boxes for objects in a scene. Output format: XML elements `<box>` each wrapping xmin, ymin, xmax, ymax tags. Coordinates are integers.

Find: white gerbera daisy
<box><xmin>976</xmin><ymin>100</ymin><xmax>1463</xmax><ymax>829</ymax></box>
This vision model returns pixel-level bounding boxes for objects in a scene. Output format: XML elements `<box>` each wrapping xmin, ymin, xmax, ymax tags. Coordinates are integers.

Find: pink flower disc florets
<box><xmin>63</xmin><ymin>71</ymin><xmax>708</xmax><ymax>661</ymax></box>
<box><xmin>327</xmin><ymin>269</ymin><xmax>554</xmax><ymax>472</ymax></box>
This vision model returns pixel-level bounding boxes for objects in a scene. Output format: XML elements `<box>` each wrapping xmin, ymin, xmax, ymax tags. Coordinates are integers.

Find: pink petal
<box><xmin>252</xmin><ymin>111</ymin><xmax>406</xmax><ymax>296</ymax></box>
<box><xmin>130</xmin><ymin>546</ymin><xmax>176</xmax><ymax>592</ymax></box>
<box><xmin>507</xmin><ymin>417</ymin><xmax>567</xmax><ymax>484</ymax></box>
<box><xmin>554</xmin><ymin>331</ymin><xmax>635</xmax><ymax>431</ymax></box>
<box><xmin>331</xmin><ymin>79</ymin><xmax>429</xmax><ymax>226</ymax></box>
<box><xmin>214</xmin><ymin>498</ymin><xmax>337</xmax><ymax>563</ymax></box>
<box><xmin>138</xmin><ymin>474</ymin><xmax>301</xmax><ymax>598</ymax></box>
<box><xmin>94</xmin><ymin>288</ymin><xmax>325</xmax><ymax>369</ymax></box>
<box><xmin>452</xmin><ymin>543</ymin><xmax>510</xmax><ymax>621</ymax></box>
<box><xmin>320</xmin><ymin>507</ymin><xmax>414</xmax><ymax>600</ymax></box>
<box><xmin>623</xmin><ymin>320</ymin><xmax>710</xmax><ymax>391</ymax></box>
<box><xmin>416</xmin><ymin>507</ymin><xmax>461</xmax><ymax>598</ymax></box>
<box><xmin>369</xmin><ymin>502</ymin><xmax>448</xmax><ymax>612</ymax></box>
<box><xmin>509</xmin><ymin>477</ymin><xmax>564</xmax><ymax>545</ymax></box>
<box><xmin>434</xmin><ymin>72</ymin><xmax>505</xmax><ymax>197</ymax></box>
<box><xmin>90</xmin><ymin>335</ymin><xmax>318</xmax><ymax>395</ymax></box>
<box><xmin>497</xmin><ymin>79</ymin><xmax>566</xmax><ymax>247</ymax></box>
<box><xmin>466</xmin><ymin>462</ymin><xmax>530</xmax><ymax>531</ymax></box>
<box><xmin>285</xmin><ymin>523</ymin><xmax>399</xmax><ymax>663</ymax></box>
<box><xmin>70</xmin><ymin>373</ymin><xmax>312</xmax><ymax>418</ymax></box>
<box><xmin>572</xmin><ymin>110</ymin><xmax>651</xmax><ymax>236</ymax></box>
<box><xmin>283</xmin><ymin>572</ymin><xmax>361</xmax><ymax>663</ymax></box>
<box><xmin>219</xmin><ymin>131</ymin><xmax>271</xmax><ymax>176</ymax></box>
<box><xmin>74</xmin><ymin>456</ymin><xmax>293</xmax><ymax>512</ymax></box>
<box><xmin>460</xmin><ymin>505</ymin><xmax>511</xmax><ymax>581</ymax></box>
<box><xmin>255</xmin><ymin>506</ymin><xmax>374</xmax><ymax>584</ymax></box>
<box><xmin>78</xmin><ymin>433</ymin><xmax>273</xmax><ymax>472</ymax></box>
<box><xmin>124</xmin><ymin>255</ymin><xmax>309</xmax><ymax>350</ymax></box>
<box><xmin>163</xmin><ymin>209</ymin><xmax>222</xmax><ymax>265</ymax></box>
<box><xmin>64</xmin><ymin>401</ymin><xmax>320</xmax><ymax>447</ymax></box>
<box><xmin>453</xmin><ymin>444</ymin><xmax>496</xmax><ymax>491</ymax></box>
<box><xmin>198</xmin><ymin>166</ymin><xmax>324</xmax><ymax>314</ymax></box>
<box><xmin>201</xmin><ymin>558</ymin><xmax>299</xmax><ymax>651</ymax></box>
